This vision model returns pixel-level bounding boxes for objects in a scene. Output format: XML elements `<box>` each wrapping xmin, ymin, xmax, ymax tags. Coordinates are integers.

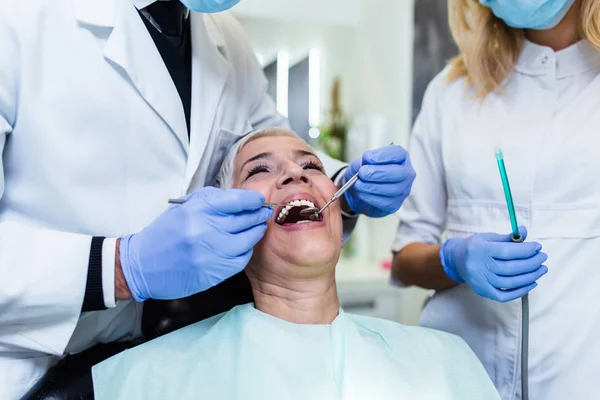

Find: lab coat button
<box><xmin>541</xmin><ymin>56</ymin><xmax>549</xmax><ymax>64</ymax></box>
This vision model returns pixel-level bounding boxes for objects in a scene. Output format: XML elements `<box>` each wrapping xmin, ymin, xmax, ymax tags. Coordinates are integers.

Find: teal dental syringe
<box><xmin>495</xmin><ymin>149</ymin><xmax>529</xmax><ymax>400</ymax></box>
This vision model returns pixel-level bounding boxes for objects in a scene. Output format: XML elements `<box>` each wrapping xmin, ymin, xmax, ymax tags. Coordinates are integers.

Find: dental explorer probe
<box><xmin>168</xmin><ymin>198</ymin><xmax>286</xmax><ymax>208</ymax></box>
<box><xmin>298</xmin><ymin>172</ymin><xmax>360</xmax><ymax>218</ymax></box>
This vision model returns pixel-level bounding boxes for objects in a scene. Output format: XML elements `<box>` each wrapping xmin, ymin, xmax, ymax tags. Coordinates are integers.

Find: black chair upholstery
<box><xmin>20</xmin><ymin>342</ymin><xmax>135</xmax><ymax>400</ymax></box>
<box><xmin>142</xmin><ymin>271</ymin><xmax>253</xmax><ymax>339</ymax></box>
<box><xmin>21</xmin><ymin>272</ymin><xmax>254</xmax><ymax>400</ymax></box>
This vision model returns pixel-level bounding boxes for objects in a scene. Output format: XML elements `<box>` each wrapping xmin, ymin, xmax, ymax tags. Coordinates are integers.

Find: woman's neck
<box><xmin>247</xmin><ymin>265</ymin><xmax>339</xmax><ymax>325</ymax></box>
<box><xmin>525</xmin><ymin>1</ymin><xmax>581</xmax><ymax>51</ymax></box>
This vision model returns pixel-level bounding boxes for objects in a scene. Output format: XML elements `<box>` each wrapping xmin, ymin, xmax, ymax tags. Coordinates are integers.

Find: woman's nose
<box><xmin>278</xmin><ymin>163</ymin><xmax>311</xmax><ymax>187</ymax></box>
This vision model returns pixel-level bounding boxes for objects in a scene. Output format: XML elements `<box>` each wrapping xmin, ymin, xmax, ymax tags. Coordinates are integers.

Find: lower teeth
<box><xmin>296</xmin><ymin>220</ymin><xmax>312</xmax><ymax>224</ymax></box>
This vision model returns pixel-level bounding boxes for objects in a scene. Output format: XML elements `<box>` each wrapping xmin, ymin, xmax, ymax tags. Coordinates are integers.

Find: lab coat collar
<box><xmin>131</xmin><ymin>0</ymin><xmax>157</xmax><ymax>9</ymax></box>
<box><xmin>76</xmin><ymin>0</ymin><xmax>227</xmax><ymax>46</ymax></box>
<box><xmin>76</xmin><ymin>0</ymin><xmax>231</xmax><ymax>169</ymax></box>
<box><xmin>75</xmin><ymin>0</ymin><xmax>226</xmax><ymax>49</ymax></box>
<box><xmin>75</xmin><ymin>0</ymin><xmax>171</xmax><ymax>25</ymax></box>
<box><xmin>75</xmin><ymin>0</ymin><xmax>119</xmax><ymax>27</ymax></box>
<box><xmin>516</xmin><ymin>40</ymin><xmax>600</xmax><ymax>79</ymax></box>
<box><xmin>76</xmin><ymin>0</ymin><xmax>189</xmax><ymax>151</ymax></box>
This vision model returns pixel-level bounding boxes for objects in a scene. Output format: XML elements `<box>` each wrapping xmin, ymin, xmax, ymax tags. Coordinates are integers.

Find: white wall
<box><xmin>352</xmin><ymin>0</ymin><xmax>415</xmax><ymax>148</ymax></box>
<box><xmin>344</xmin><ymin>0</ymin><xmax>415</xmax><ymax>268</ymax></box>
<box><xmin>231</xmin><ymin>0</ymin><xmax>363</xmax><ymax>26</ymax></box>
<box><xmin>235</xmin><ymin>0</ymin><xmax>415</xmax><ymax>149</ymax></box>
<box><xmin>236</xmin><ymin>17</ymin><xmax>357</xmax><ymax>126</ymax></box>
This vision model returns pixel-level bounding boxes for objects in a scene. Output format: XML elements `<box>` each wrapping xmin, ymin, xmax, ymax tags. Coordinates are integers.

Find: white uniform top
<box><xmin>393</xmin><ymin>40</ymin><xmax>600</xmax><ymax>400</ymax></box>
<box><xmin>92</xmin><ymin>303</ymin><xmax>500</xmax><ymax>400</ymax></box>
<box><xmin>0</xmin><ymin>0</ymin><xmax>346</xmax><ymax>398</ymax></box>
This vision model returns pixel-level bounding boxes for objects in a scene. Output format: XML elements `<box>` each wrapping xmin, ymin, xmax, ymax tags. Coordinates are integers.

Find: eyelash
<box><xmin>301</xmin><ymin>161</ymin><xmax>324</xmax><ymax>172</ymax></box>
<box><xmin>246</xmin><ymin>163</ymin><xmax>270</xmax><ymax>179</ymax></box>
<box><xmin>245</xmin><ymin>160</ymin><xmax>324</xmax><ymax>179</ymax></box>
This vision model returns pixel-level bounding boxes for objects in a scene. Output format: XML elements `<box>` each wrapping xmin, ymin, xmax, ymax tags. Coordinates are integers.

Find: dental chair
<box><xmin>21</xmin><ymin>272</ymin><xmax>253</xmax><ymax>400</ymax></box>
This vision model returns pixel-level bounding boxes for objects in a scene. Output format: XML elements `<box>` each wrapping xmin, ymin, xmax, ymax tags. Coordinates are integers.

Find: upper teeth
<box><xmin>276</xmin><ymin>200</ymin><xmax>316</xmax><ymax>223</ymax></box>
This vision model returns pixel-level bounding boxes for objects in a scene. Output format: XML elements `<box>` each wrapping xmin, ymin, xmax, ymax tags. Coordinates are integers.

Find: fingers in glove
<box><xmin>353</xmin><ymin>180</ymin><xmax>413</xmax><ymax>197</ymax></box>
<box><xmin>204</xmin><ymin>189</ymin><xmax>266</xmax><ymax>214</ymax></box>
<box><xmin>357</xmin><ymin>163</ymin><xmax>416</xmax><ymax>184</ymax></box>
<box><xmin>478</xmin><ymin>226</ymin><xmax>529</xmax><ymax>243</ymax></box>
<box><xmin>489</xmin><ymin>252</ymin><xmax>548</xmax><ymax>275</ymax></box>
<box><xmin>487</xmin><ymin>240</ymin><xmax>542</xmax><ymax>261</ymax></box>
<box><xmin>362</xmin><ymin>145</ymin><xmax>409</xmax><ymax>165</ymax></box>
<box><xmin>487</xmin><ymin>265</ymin><xmax>548</xmax><ymax>290</ymax></box>
<box><xmin>210</xmin><ymin>223</ymin><xmax>268</xmax><ymax>257</ymax></box>
<box><xmin>219</xmin><ymin>208</ymin><xmax>274</xmax><ymax>234</ymax></box>
<box><xmin>490</xmin><ymin>283</ymin><xmax>538</xmax><ymax>303</ymax></box>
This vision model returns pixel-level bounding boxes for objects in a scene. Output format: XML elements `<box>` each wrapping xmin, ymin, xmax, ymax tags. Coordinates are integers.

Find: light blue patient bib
<box><xmin>93</xmin><ymin>304</ymin><xmax>499</xmax><ymax>400</ymax></box>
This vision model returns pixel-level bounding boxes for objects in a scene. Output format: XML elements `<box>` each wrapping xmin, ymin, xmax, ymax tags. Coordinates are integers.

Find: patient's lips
<box><xmin>274</xmin><ymin>193</ymin><xmax>325</xmax><ymax>230</ymax></box>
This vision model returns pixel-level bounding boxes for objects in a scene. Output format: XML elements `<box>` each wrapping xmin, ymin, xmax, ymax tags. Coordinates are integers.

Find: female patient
<box><xmin>92</xmin><ymin>128</ymin><xmax>499</xmax><ymax>400</ymax></box>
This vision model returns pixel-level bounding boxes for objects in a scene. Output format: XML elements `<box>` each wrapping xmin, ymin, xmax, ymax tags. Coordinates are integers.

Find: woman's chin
<box><xmin>286</xmin><ymin>241</ymin><xmax>340</xmax><ymax>267</ymax></box>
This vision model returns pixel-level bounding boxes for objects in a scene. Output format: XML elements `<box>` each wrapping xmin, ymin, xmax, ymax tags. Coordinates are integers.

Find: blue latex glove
<box><xmin>119</xmin><ymin>187</ymin><xmax>273</xmax><ymax>302</ymax></box>
<box><xmin>343</xmin><ymin>145</ymin><xmax>416</xmax><ymax>218</ymax></box>
<box><xmin>440</xmin><ymin>227</ymin><xmax>548</xmax><ymax>302</ymax></box>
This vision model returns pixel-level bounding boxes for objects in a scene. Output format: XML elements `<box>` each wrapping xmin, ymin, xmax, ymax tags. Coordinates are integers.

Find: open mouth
<box><xmin>276</xmin><ymin>199</ymin><xmax>324</xmax><ymax>225</ymax></box>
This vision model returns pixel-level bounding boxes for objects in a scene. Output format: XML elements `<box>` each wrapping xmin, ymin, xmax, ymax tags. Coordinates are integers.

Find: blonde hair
<box><xmin>448</xmin><ymin>0</ymin><xmax>600</xmax><ymax>97</ymax></box>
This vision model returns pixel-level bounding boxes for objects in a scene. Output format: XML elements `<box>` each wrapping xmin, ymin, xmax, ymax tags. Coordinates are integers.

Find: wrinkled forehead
<box><xmin>235</xmin><ymin>135</ymin><xmax>318</xmax><ymax>168</ymax></box>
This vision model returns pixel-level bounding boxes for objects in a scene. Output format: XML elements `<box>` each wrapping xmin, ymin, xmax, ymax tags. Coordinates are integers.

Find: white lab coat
<box><xmin>0</xmin><ymin>0</ymin><xmax>345</xmax><ymax>398</ymax></box>
<box><xmin>393</xmin><ymin>40</ymin><xmax>600</xmax><ymax>400</ymax></box>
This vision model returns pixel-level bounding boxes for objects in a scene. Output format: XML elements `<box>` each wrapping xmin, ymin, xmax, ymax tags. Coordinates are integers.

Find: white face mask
<box><xmin>178</xmin><ymin>0</ymin><xmax>240</xmax><ymax>13</ymax></box>
<box><xmin>479</xmin><ymin>0</ymin><xmax>575</xmax><ymax>30</ymax></box>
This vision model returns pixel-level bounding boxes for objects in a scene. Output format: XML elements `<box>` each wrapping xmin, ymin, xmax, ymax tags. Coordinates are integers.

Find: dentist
<box><xmin>0</xmin><ymin>0</ymin><xmax>415</xmax><ymax>398</ymax></box>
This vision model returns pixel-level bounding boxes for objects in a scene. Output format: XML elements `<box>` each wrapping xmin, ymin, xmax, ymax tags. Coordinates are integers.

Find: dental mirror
<box><xmin>299</xmin><ymin>172</ymin><xmax>360</xmax><ymax>218</ymax></box>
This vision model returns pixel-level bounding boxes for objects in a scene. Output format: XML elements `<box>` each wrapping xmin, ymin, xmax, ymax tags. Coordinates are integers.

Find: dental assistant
<box><xmin>0</xmin><ymin>0</ymin><xmax>415</xmax><ymax>398</ymax></box>
<box><xmin>392</xmin><ymin>0</ymin><xmax>600</xmax><ymax>399</ymax></box>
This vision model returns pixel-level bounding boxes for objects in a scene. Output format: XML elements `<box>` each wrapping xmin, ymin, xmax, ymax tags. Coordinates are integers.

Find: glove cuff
<box><xmin>440</xmin><ymin>239</ymin><xmax>465</xmax><ymax>283</ymax></box>
<box><xmin>119</xmin><ymin>234</ymin><xmax>148</xmax><ymax>303</ymax></box>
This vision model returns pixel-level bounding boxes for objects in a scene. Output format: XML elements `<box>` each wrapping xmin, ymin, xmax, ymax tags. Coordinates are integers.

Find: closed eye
<box><xmin>246</xmin><ymin>164</ymin><xmax>270</xmax><ymax>179</ymax></box>
<box><xmin>302</xmin><ymin>161</ymin><xmax>324</xmax><ymax>173</ymax></box>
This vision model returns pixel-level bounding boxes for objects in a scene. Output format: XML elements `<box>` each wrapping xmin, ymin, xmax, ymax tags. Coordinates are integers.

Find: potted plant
<box><xmin>318</xmin><ymin>77</ymin><xmax>350</xmax><ymax>162</ymax></box>
<box><xmin>318</xmin><ymin>77</ymin><xmax>356</xmax><ymax>258</ymax></box>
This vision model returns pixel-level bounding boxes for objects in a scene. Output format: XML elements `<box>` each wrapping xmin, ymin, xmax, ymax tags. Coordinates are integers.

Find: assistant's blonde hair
<box><xmin>448</xmin><ymin>0</ymin><xmax>600</xmax><ymax>97</ymax></box>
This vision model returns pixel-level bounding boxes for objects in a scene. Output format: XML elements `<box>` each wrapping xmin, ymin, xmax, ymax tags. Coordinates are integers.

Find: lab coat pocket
<box><xmin>204</xmin><ymin>122</ymin><xmax>252</xmax><ymax>187</ymax></box>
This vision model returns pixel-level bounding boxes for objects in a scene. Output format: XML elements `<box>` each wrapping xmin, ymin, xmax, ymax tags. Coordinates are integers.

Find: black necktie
<box><xmin>146</xmin><ymin>0</ymin><xmax>188</xmax><ymax>43</ymax></box>
<box><xmin>141</xmin><ymin>0</ymin><xmax>192</xmax><ymax>135</ymax></box>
